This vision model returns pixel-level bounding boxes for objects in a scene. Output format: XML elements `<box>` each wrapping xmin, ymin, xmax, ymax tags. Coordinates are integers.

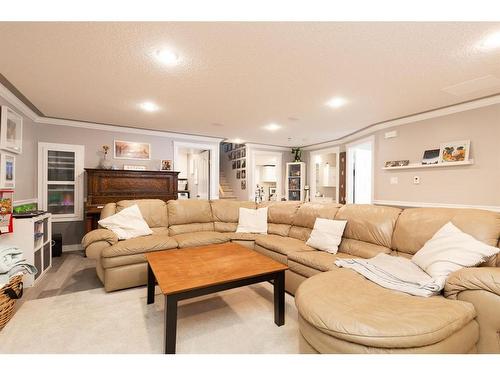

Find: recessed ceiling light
<box><xmin>155</xmin><ymin>48</ymin><xmax>180</xmax><ymax>66</ymax></box>
<box><xmin>326</xmin><ymin>97</ymin><xmax>348</xmax><ymax>109</ymax></box>
<box><xmin>139</xmin><ymin>101</ymin><xmax>159</xmax><ymax>112</ymax></box>
<box><xmin>263</xmin><ymin>123</ymin><xmax>282</xmax><ymax>131</ymax></box>
<box><xmin>477</xmin><ymin>31</ymin><xmax>500</xmax><ymax>50</ymax></box>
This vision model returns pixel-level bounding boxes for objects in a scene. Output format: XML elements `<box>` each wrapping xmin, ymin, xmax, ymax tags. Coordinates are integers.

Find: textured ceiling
<box><xmin>1</xmin><ymin>22</ymin><xmax>500</xmax><ymax>146</ymax></box>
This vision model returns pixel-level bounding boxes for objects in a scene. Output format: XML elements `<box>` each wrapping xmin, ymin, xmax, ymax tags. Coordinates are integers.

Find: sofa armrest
<box><xmin>82</xmin><ymin>229</ymin><xmax>118</xmax><ymax>248</ymax></box>
<box><xmin>444</xmin><ymin>267</ymin><xmax>500</xmax><ymax>299</ymax></box>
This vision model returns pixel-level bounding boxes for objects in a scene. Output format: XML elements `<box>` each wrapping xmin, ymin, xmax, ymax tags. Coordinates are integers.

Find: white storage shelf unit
<box><xmin>2</xmin><ymin>213</ymin><xmax>52</xmax><ymax>287</ymax></box>
<box><xmin>286</xmin><ymin>162</ymin><xmax>306</xmax><ymax>201</ymax></box>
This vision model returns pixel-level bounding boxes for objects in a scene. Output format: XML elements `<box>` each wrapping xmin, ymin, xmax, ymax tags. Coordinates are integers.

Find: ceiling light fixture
<box><xmin>263</xmin><ymin>123</ymin><xmax>282</xmax><ymax>131</ymax></box>
<box><xmin>139</xmin><ymin>101</ymin><xmax>159</xmax><ymax>112</ymax></box>
<box><xmin>477</xmin><ymin>31</ymin><xmax>500</xmax><ymax>50</ymax></box>
<box><xmin>155</xmin><ymin>48</ymin><xmax>180</xmax><ymax>66</ymax></box>
<box><xmin>326</xmin><ymin>96</ymin><xmax>348</xmax><ymax>109</ymax></box>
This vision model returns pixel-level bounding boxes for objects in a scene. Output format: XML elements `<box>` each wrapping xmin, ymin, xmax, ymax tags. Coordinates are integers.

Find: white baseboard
<box><xmin>62</xmin><ymin>244</ymin><xmax>84</xmax><ymax>252</ymax></box>
<box><xmin>373</xmin><ymin>200</ymin><xmax>500</xmax><ymax>213</ymax></box>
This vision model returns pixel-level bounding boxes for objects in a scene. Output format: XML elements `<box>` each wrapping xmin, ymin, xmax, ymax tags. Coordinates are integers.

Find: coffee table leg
<box><xmin>164</xmin><ymin>295</ymin><xmax>178</xmax><ymax>354</ymax></box>
<box><xmin>147</xmin><ymin>264</ymin><xmax>155</xmax><ymax>305</ymax></box>
<box><xmin>274</xmin><ymin>271</ymin><xmax>285</xmax><ymax>326</ymax></box>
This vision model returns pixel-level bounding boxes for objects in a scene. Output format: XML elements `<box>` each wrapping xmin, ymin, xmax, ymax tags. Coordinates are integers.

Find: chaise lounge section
<box><xmin>81</xmin><ymin>199</ymin><xmax>500</xmax><ymax>354</ymax></box>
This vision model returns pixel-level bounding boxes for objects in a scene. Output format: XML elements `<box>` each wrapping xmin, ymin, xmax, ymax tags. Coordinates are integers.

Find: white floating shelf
<box><xmin>382</xmin><ymin>160</ymin><xmax>474</xmax><ymax>170</ymax></box>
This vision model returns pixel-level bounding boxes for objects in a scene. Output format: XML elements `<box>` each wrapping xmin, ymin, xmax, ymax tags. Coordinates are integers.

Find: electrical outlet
<box><xmin>413</xmin><ymin>176</ymin><xmax>420</xmax><ymax>184</ymax></box>
<box><xmin>390</xmin><ymin>177</ymin><xmax>398</xmax><ymax>185</ymax></box>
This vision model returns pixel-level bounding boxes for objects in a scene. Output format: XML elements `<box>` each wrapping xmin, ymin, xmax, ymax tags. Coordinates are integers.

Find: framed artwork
<box><xmin>241</xmin><ymin>180</ymin><xmax>246</xmax><ymax>190</ymax></box>
<box><xmin>114</xmin><ymin>140</ymin><xmax>151</xmax><ymax>160</ymax></box>
<box><xmin>422</xmin><ymin>149</ymin><xmax>440</xmax><ymax>165</ymax></box>
<box><xmin>0</xmin><ymin>153</ymin><xmax>15</xmax><ymax>188</ymax></box>
<box><xmin>384</xmin><ymin>160</ymin><xmax>410</xmax><ymax>168</ymax></box>
<box><xmin>160</xmin><ymin>159</ymin><xmax>172</xmax><ymax>171</ymax></box>
<box><xmin>0</xmin><ymin>106</ymin><xmax>23</xmax><ymax>154</ymax></box>
<box><xmin>241</xmin><ymin>169</ymin><xmax>246</xmax><ymax>179</ymax></box>
<box><xmin>439</xmin><ymin>140</ymin><xmax>470</xmax><ymax>163</ymax></box>
<box><xmin>236</xmin><ymin>170</ymin><xmax>241</xmax><ymax>179</ymax></box>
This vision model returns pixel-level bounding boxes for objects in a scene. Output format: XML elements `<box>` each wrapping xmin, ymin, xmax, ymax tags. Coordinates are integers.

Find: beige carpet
<box><xmin>0</xmin><ymin>283</ymin><xmax>301</xmax><ymax>354</ymax></box>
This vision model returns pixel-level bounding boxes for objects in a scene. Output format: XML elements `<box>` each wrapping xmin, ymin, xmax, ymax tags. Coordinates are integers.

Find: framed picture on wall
<box><xmin>422</xmin><ymin>149</ymin><xmax>440</xmax><ymax>165</ymax></box>
<box><xmin>114</xmin><ymin>140</ymin><xmax>151</xmax><ymax>160</ymax></box>
<box><xmin>160</xmin><ymin>159</ymin><xmax>172</xmax><ymax>171</ymax></box>
<box><xmin>439</xmin><ymin>140</ymin><xmax>470</xmax><ymax>163</ymax></box>
<box><xmin>0</xmin><ymin>153</ymin><xmax>15</xmax><ymax>188</ymax></box>
<box><xmin>0</xmin><ymin>106</ymin><xmax>23</xmax><ymax>154</ymax></box>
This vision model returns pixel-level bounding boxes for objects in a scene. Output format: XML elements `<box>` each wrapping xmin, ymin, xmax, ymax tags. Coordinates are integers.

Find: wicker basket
<box><xmin>0</xmin><ymin>275</ymin><xmax>23</xmax><ymax>330</ymax></box>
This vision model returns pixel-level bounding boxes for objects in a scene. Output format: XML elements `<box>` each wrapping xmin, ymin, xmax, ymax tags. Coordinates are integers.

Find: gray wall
<box><xmin>1</xmin><ymin>95</ymin><xmax>218</xmax><ymax>245</ymax></box>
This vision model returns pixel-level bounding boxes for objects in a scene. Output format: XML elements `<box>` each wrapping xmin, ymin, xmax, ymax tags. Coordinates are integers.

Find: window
<box><xmin>38</xmin><ymin>142</ymin><xmax>84</xmax><ymax>222</ymax></box>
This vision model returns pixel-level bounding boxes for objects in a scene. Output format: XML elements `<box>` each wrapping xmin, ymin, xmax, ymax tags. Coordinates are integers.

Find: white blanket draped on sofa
<box><xmin>335</xmin><ymin>253</ymin><xmax>443</xmax><ymax>297</ymax></box>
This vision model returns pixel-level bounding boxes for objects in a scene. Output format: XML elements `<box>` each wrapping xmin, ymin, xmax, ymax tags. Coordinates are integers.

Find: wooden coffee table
<box><xmin>145</xmin><ymin>242</ymin><xmax>288</xmax><ymax>354</ymax></box>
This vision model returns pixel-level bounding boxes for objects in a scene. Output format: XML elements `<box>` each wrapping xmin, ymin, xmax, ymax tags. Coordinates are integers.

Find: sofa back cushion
<box><xmin>211</xmin><ymin>200</ymin><xmax>256</xmax><ymax>232</ymax></box>
<box><xmin>392</xmin><ymin>207</ymin><xmax>500</xmax><ymax>266</ymax></box>
<box><xmin>288</xmin><ymin>203</ymin><xmax>342</xmax><ymax>241</ymax></box>
<box><xmin>116</xmin><ymin>199</ymin><xmax>168</xmax><ymax>228</ymax></box>
<box><xmin>167</xmin><ymin>200</ymin><xmax>214</xmax><ymax>235</ymax></box>
<box><xmin>335</xmin><ymin>204</ymin><xmax>402</xmax><ymax>258</ymax></box>
<box><xmin>258</xmin><ymin>201</ymin><xmax>301</xmax><ymax>236</ymax></box>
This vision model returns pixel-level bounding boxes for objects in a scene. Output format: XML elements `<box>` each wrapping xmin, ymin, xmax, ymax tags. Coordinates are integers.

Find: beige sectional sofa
<box><xmin>82</xmin><ymin>198</ymin><xmax>500</xmax><ymax>354</ymax></box>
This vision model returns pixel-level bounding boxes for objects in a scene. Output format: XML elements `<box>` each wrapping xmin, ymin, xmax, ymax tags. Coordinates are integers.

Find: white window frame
<box><xmin>38</xmin><ymin>142</ymin><xmax>85</xmax><ymax>222</ymax></box>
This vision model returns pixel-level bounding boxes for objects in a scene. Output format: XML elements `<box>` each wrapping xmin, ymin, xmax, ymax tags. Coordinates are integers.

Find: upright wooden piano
<box><xmin>84</xmin><ymin>168</ymin><xmax>179</xmax><ymax>232</ymax></box>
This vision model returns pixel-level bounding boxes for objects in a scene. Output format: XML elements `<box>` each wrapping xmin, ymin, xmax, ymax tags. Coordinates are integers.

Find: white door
<box><xmin>195</xmin><ymin>150</ymin><xmax>210</xmax><ymax>199</ymax></box>
<box><xmin>347</xmin><ymin>138</ymin><xmax>374</xmax><ymax>204</ymax></box>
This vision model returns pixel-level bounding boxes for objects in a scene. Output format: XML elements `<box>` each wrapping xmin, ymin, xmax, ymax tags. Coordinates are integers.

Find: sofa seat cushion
<box><xmin>102</xmin><ymin>234</ymin><xmax>178</xmax><ymax>259</ymax></box>
<box><xmin>173</xmin><ymin>231</ymin><xmax>229</xmax><ymax>248</ymax></box>
<box><xmin>255</xmin><ymin>235</ymin><xmax>313</xmax><ymax>255</ymax></box>
<box><xmin>288</xmin><ymin>251</ymin><xmax>359</xmax><ymax>274</ymax></box>
<box><xmin>295</xmin><ymin>269</ymin><xmax>477</xmax><ymax>349</ymax></box>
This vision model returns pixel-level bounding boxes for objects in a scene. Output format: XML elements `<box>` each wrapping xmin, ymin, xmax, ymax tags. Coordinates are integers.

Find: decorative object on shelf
<box><xmin>384</xmin><ymin>160</ymin><xmax>410</xmax><ymax>168</ymax></box>
<box><xmin>241</xmin><ymin>160</ymin><xmax>246</xmax><ymax>168</ymax></box>
<box><xmin>439</xmin><ymin>140</ymin><xmax>470</xmax><ymax>163</ymax></box>
<box><xmin>286</xmin><ymin>162</ymin><xmax>306</xmax><ymax>201</ymax></box>
<box><xmin>254</xmin><ymin>184</ymin><xmax>264</xmax><ymax>203</ymax></box>
<box><xmin>241</xmin><ymin>180</ymin><xmax>246</xmax><ymax>190</ymax></box>
<box><xmin>291</xmin><ymin>147</ymin><xmax>302</xmax><ymax>162</ymax></box>
<box><xmin>236</xmin><ymin>170</ymin><xmax>241</xmax><ymax>179</ymax></box>
<box><xmin>422</xmin><ymin>149</ymin><xmax>440</xmax><ymax>165</ymax></box>
<box><xmin>236</xmin><ymin>160</ymin><xmax>241</xmax><ymax>169</ymax></box>
<box><xmin>241</xmin><ymin>169</ymin><xmax>246</xmax><ymax>179</ymax></box>
<box><xmin>0</xmin><ymin>153</ymin><xmax>15</xmax><ymax>189</ymax></box>
<box><xmin>0</xmin><ymin>189</ymin><xmax>14</xmax><ymax>234</ymax></box>
<box><xmin>123</xmin><ymin>165</ymin><xmax>147</xmax><ymax>171</ymax></box>
<box><xmin>0</xmin><ymin>106</ymin><xmax>22</xmax><ymax>154</ymax></box>
<box><xmin>99</xmin><ymin>145</ymin><xmax>112</xmax><ymax>169</ymax></box>
<box><xmin>160</xmin><ymin>159</ymin><xmax>172</xmax><ymax>171</ymax></box>
<box><xmin>114</xmin><ymin>140</ymin><xmax>151</xmax><ymax>160</ymax></box>
<box><xmin>232</xmin><ymin>161</ymin><xmax>237</xmax><ymax>169</ymax></box>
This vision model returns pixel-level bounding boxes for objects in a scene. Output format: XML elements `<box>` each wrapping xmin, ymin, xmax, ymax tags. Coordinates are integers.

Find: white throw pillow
<box><xmin>236</xmin><ymin>207</ymin><xmax>268</xmax><ymax>234</ymax></box>
<box><xmin>306</xmin><ymin>218</ymin><xmax>347</xmax><ymax>254</ymax></box>
<box><xmin>412</xmin><ymin>222</ymin><xmax>499</xmax><ymax>282</ymax></box>
<box><xmin>98</xmin><ymin>204</ymin><xmax>153</xmax><ymax>240</ymax></box>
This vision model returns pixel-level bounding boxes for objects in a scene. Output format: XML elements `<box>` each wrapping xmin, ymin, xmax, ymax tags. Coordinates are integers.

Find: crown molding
<box><xmin>302</xmin><ymin>93</ymin><xmax>500</xmax><ymax>151</ymax></box>
<box><xmin>245</xmin><ymin>143</ymin><xmax>290</xmax><ymax>151</ymax></box>
<box><xmin>0</xmin><ymin>81</ymin><xmax>40</xmax><ymax>122</ymax></box>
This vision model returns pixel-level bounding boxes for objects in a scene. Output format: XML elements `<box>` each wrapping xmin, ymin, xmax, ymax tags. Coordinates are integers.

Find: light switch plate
<box><xmin>390</xmin><ymin>177</ymin><xmax>398</xmax><ymax>185</ymax></box>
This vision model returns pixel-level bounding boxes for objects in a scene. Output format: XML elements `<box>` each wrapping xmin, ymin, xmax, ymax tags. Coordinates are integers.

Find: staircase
<box><xmin>219</xmin><ymin>172</ymin><xmax>238</xmax><ymax>200</ymax></box>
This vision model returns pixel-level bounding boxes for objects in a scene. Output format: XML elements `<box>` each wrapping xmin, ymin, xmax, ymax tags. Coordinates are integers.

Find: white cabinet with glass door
<box><xmin>286</xmin><ymin>162</ymin><xmax>306</xmax><ymax>201</ymax></box>
<box><xmin>38</xmin><ymin>143</ymin><xmax>85</xmax><ymax>222</ymax></box>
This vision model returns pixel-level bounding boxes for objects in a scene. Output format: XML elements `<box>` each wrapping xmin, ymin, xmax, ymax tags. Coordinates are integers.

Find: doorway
<box><xmin>309</xmin><ymin>146</ymin><xmax>340</xmax><ymax>203</ymax></box>
<box><xmin>346</xmin><ymin>137</ymin><xmax>374</xmax><ymax>204</ymax></box>
<box><xmin>248</xmin><ymin>150</ymin><xmax>283</xmax><ymax>201</ymax></box>
<box><xmin>173</xmin><ymin>141</ymin><xmax>220</xmax><ymax>200</ymax></box>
